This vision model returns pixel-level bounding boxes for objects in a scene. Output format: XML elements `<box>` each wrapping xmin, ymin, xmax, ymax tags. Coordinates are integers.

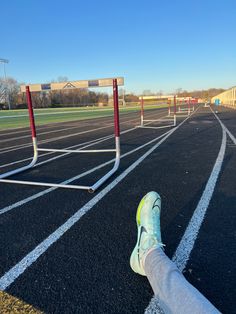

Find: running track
<box><xmin>0</xmin><ymin>105</ymin><xmax>235</xmax><ymax>313</ymax></box>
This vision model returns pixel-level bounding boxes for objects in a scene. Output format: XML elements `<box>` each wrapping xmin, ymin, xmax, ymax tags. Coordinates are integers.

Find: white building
<box><xmin>211</xmin><ymin>86</ymin><xmax>236</xmax><ymax>108</ymax></box>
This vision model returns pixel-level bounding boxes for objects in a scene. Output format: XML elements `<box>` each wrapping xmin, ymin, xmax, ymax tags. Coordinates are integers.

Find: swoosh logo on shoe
<box><xmin>137</xmin><ymin>226</ymin><xmax>148</xmax><ymax>266</ymax></box>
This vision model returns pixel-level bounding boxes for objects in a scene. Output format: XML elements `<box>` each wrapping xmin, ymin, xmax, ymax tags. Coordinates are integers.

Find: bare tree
<box><xmin>58</xmin><ymin>76</ymin><xmax>68</xmax><ymax>82</ymax></box>
<box><xmin>0</xmin><ymin>79</ymin><xmax>5</xmax><ymax>105</ymax></box>
<box><xmin>143</xmin><ymin>89</ymin><xmax>152</xmax><ymax>96</ymax></box>
<box><xmin>175</xmin><ymin>88</ymin><xmax>182</xmax><ymax>96</ymax></box>
<box><xmin>0</xmin><ymin>77</ymin><xmax>19</xmax><ymax>109</ymax></box>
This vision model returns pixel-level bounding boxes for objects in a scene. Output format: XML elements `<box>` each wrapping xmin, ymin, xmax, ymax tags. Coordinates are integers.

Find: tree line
<box><xmin>175</xmin><ymin>88</ymin><xmax>226</xmax><ymax>100</ymax></box>
<box><xmin>0</xmin><ymin>77</ymin><xmax>110</xmax><ymax>109</ymax></box>
<box><xmin>0</xmin><ymin>76</ymin><xmax>227</xmax><ymax>109</ymax></box>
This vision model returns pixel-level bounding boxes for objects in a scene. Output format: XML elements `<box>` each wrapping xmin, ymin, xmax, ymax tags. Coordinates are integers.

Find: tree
<box><xmin>175</xmin><ymin>88</ymin><xmax>182</xmax><ymax>96</ymax></box>
<box><xmin>0</xmin><ymin>77</ymin><xmax>20</xmax><ymax>109</ymax></box>
<box><xmin>57</xmin><ymin>76</ymin><xmax>68</xmax><ymax>82</ymax></box>
<box><xmin>143</xmin><ymin>89</ymin><xmax>152</xmax><ymax>96</ymax></box>
<box><xmin>0</xmin><ymin>79</ymin><xmax>5</xmax><ymax>106</ymax></box>
<box><xmin>124</xmin><ymin>94</ymin><xmax>139</xmax><ymax>102</ymax></box>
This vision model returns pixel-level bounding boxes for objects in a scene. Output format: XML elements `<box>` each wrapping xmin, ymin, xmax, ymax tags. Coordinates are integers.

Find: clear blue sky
<box><xmin>1</xmin><ymin>0</ymin><xmax>236</xmax><ymax>94</ymax></box>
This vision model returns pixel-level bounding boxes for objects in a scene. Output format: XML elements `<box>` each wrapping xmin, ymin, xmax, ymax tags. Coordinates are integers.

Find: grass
<box><xmin>0</xmin><ymin>103</ymin><xmax>170</xmax><ymax>130</ymax></box>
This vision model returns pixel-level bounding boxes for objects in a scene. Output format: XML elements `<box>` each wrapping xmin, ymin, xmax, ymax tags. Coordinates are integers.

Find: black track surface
<box><xmin>0</xmin><ymin>105</ymin><xmax>235</xmax><ymax>313</ymax></box>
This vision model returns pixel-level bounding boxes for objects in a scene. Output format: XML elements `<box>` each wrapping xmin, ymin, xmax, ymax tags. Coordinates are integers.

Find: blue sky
<box><xmin>0</xmin><ymin>0</ymin><xmax>236</xmax><ymax>94</ymax></box>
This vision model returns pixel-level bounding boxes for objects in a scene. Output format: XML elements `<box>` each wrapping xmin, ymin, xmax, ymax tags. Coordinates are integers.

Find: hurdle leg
<box><xmin>0</xmin><ymin>86</ymin><xmax>38</xmax><ymax>180</ymax></box>
<box><xmin>89</xmin><ymin>79</ymin><xmax>121</xmax><ymax>192</ymax></box>
<box><xmin>140</xmin><ymin>97</ymin><xmax>144</xmax><ymax>127</ymax></box>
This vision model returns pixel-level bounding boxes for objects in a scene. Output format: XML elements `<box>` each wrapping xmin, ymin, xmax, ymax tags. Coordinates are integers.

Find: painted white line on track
<box><xmin>0</xmin><ymin>116</ymin><xmax>116</xmax><ymax>137</ymax></box>
<box><xmin>212</xmin><ymin>109</ymin><xmax>236</xmax><ymax>145</ymax></box>
<box><xmin>0</xmin><ymin>113</ymin><xmax>129</xmax><ymax>141</ymax></box>
<box><xmin>0</xmin><ymin>123</ymin><xmax>60</xmax><ymax>136</ymax></box>
<box><xmin>0</xmin><ymin>110</ymin><xmax>190</xmax><ymax>290</ymax></box>
<box><xmin>172</xmin><ymin>128</ymin><xmax>226</xmax><ymax>271</ymax></box>
<box><xmin>0</xmin><ymin>124</ymin><xmax>101</xmax><ymax>144</ymax></box>
<box><xmin>0</xmin><ymin>124</ymin><xmax>115</xmax><ymax>154</ymax></box>
<box><xmin>0</xmin><ymin>134</ymin><xmax>112</xmax><ymax>169</ymax></box>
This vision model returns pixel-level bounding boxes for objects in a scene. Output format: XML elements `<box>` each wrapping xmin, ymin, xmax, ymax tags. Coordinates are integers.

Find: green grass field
<box><xmin>0</xmin><ymin>103</ymin><xmax>170</xmax><ymax>130</ymax></box>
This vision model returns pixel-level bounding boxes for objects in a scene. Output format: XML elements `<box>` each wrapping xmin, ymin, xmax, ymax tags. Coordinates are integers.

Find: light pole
<box><xmin>0</xmin><ymin>58</ymin><xmax>10</xmax><ymax>109</ymax></box>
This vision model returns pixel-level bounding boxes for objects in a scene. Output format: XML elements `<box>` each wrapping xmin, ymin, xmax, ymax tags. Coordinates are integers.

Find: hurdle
<box><xmin>0</xmin><ymin>78</ymin><xmax>123</xmax><ymax>193</ymax></box>
<box><xmin>172</xmin><ymin>97</ymin><xmax>194</xmax><ymax>116</ymax></box>
<box><xmin>138</xmin><ymin>96</ymin><xmax>176</xmax><ymax>129</ymax></box>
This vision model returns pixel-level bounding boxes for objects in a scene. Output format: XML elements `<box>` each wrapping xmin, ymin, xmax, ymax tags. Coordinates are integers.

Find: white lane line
<box><xmin>35</xmin><ymin>127</ymin><xmax>141</xmax><ymax>168</ymax></box>
<box><xmin>172</xmin><ymin>128</ymin><xmax>226</xmax><ymax>271</ymax></box>
<box><xmin>212</xmin><ymin>110</ymin><xmax>236</xmax><ymax>145</ymax></box>
<box><xmin>0</xmin><ymin>113</ymin><xmax>186</xmax><ymax>290</ymax></box>
<box><xmin>0</xmin><ymin>124</ymin><xmax>100</xmax><ymax>144</ymax></box>
<box><xmin>0</xmin><ymin>124</ymin><xmax>59</xmax><ymax>136</ymax></box>
<box><xmin>0</xmin><ymin>124</ymin><xmax>115</xmax><ymax>154</ymax></box>
<box><xmin>0</xmin><ymin>135</ymin><xmax>112</xmax><ymax>169</ymax></box>
<box><xmin>0</xmin><ymin>112</ymin><xmax>126</xmax><ymax>141</ymax></box>
<box><xmin>0</xmin><ymin>116</ymin><xmax>114</xmax><ymax>137</ymax></box>
<box><xmin>0</xmin><ymin>130</ymin><xmax>170</xmax><ymax>216</ymax></box>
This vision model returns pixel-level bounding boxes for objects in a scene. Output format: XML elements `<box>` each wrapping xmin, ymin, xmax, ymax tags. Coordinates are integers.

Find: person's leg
<box><xmin>144</xmin><ymin>248</ymin><xmax>220</xmax><ymax>314</ymax></box>
<box><xmin>130</xmin><ymin>192</ymin><xmax>220</xmax><ymax>314</ymax></box>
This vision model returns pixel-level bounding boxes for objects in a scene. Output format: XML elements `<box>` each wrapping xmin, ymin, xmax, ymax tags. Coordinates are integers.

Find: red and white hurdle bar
<box><xmin>0</xmin><ymin>79</ymin><xmax>121</xmax><ymax>193</ymax></box>
<box><xmin>139</xmin><ymin>96</ymin><xmax>176</xmax><ymax>129</ymax></box>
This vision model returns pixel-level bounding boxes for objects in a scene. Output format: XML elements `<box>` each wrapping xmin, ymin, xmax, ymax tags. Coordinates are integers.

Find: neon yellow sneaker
<box><xmin>130</xmin><ymin>191</ymin><xmax>164</xmax><ymax>276</ymax></box>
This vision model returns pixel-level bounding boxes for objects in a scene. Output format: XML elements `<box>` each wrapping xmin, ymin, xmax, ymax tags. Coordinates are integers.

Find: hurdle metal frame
<box><xmin>0</xmin><ymin>79</ymin><xmax>121</xmax><ymax>193</ymax></box>
<box><xmin>138</xmin><ymin>96</ymin><xmax>176</xmax><ymax>129</ymax></box>
<box><xmin>169</xmin><ymin>97</ymin><xmax>194</xmax><ymax>117</ymax></box>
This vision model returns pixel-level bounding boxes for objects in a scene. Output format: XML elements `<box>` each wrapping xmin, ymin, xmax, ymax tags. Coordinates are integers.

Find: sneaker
<box><xmin>130</xmin><ymin>191</ymin><xmax>164</xmax><ymax>276</ymax></box>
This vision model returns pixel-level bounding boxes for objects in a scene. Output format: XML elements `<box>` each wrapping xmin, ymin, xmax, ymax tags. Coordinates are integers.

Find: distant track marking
<box><xmin>172</xmin><ymin>129</ymin><xmax>226</xmax><ymax>271</ymax></box>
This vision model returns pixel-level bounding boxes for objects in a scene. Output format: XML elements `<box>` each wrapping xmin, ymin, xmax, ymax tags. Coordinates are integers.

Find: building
<box><xmin>211</xmin><ymin>86</ymin><xmax>236</xmax><ymax>108</ymax></box>
<box><xmin>138</xmin><ymin>95</ymin><xmax>198</xmax><ymax>103</ymax></box>
<box><xmin>138</xmin><ymin>95</ymin><xmax>173</xmax><ymax>101</ymax></box>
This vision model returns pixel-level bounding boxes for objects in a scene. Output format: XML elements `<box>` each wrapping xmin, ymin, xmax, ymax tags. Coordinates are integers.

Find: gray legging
<box><xmin>144</xmin><ymin>248</ymin><xmax>220</xmax><ymax>314</ymax></box>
